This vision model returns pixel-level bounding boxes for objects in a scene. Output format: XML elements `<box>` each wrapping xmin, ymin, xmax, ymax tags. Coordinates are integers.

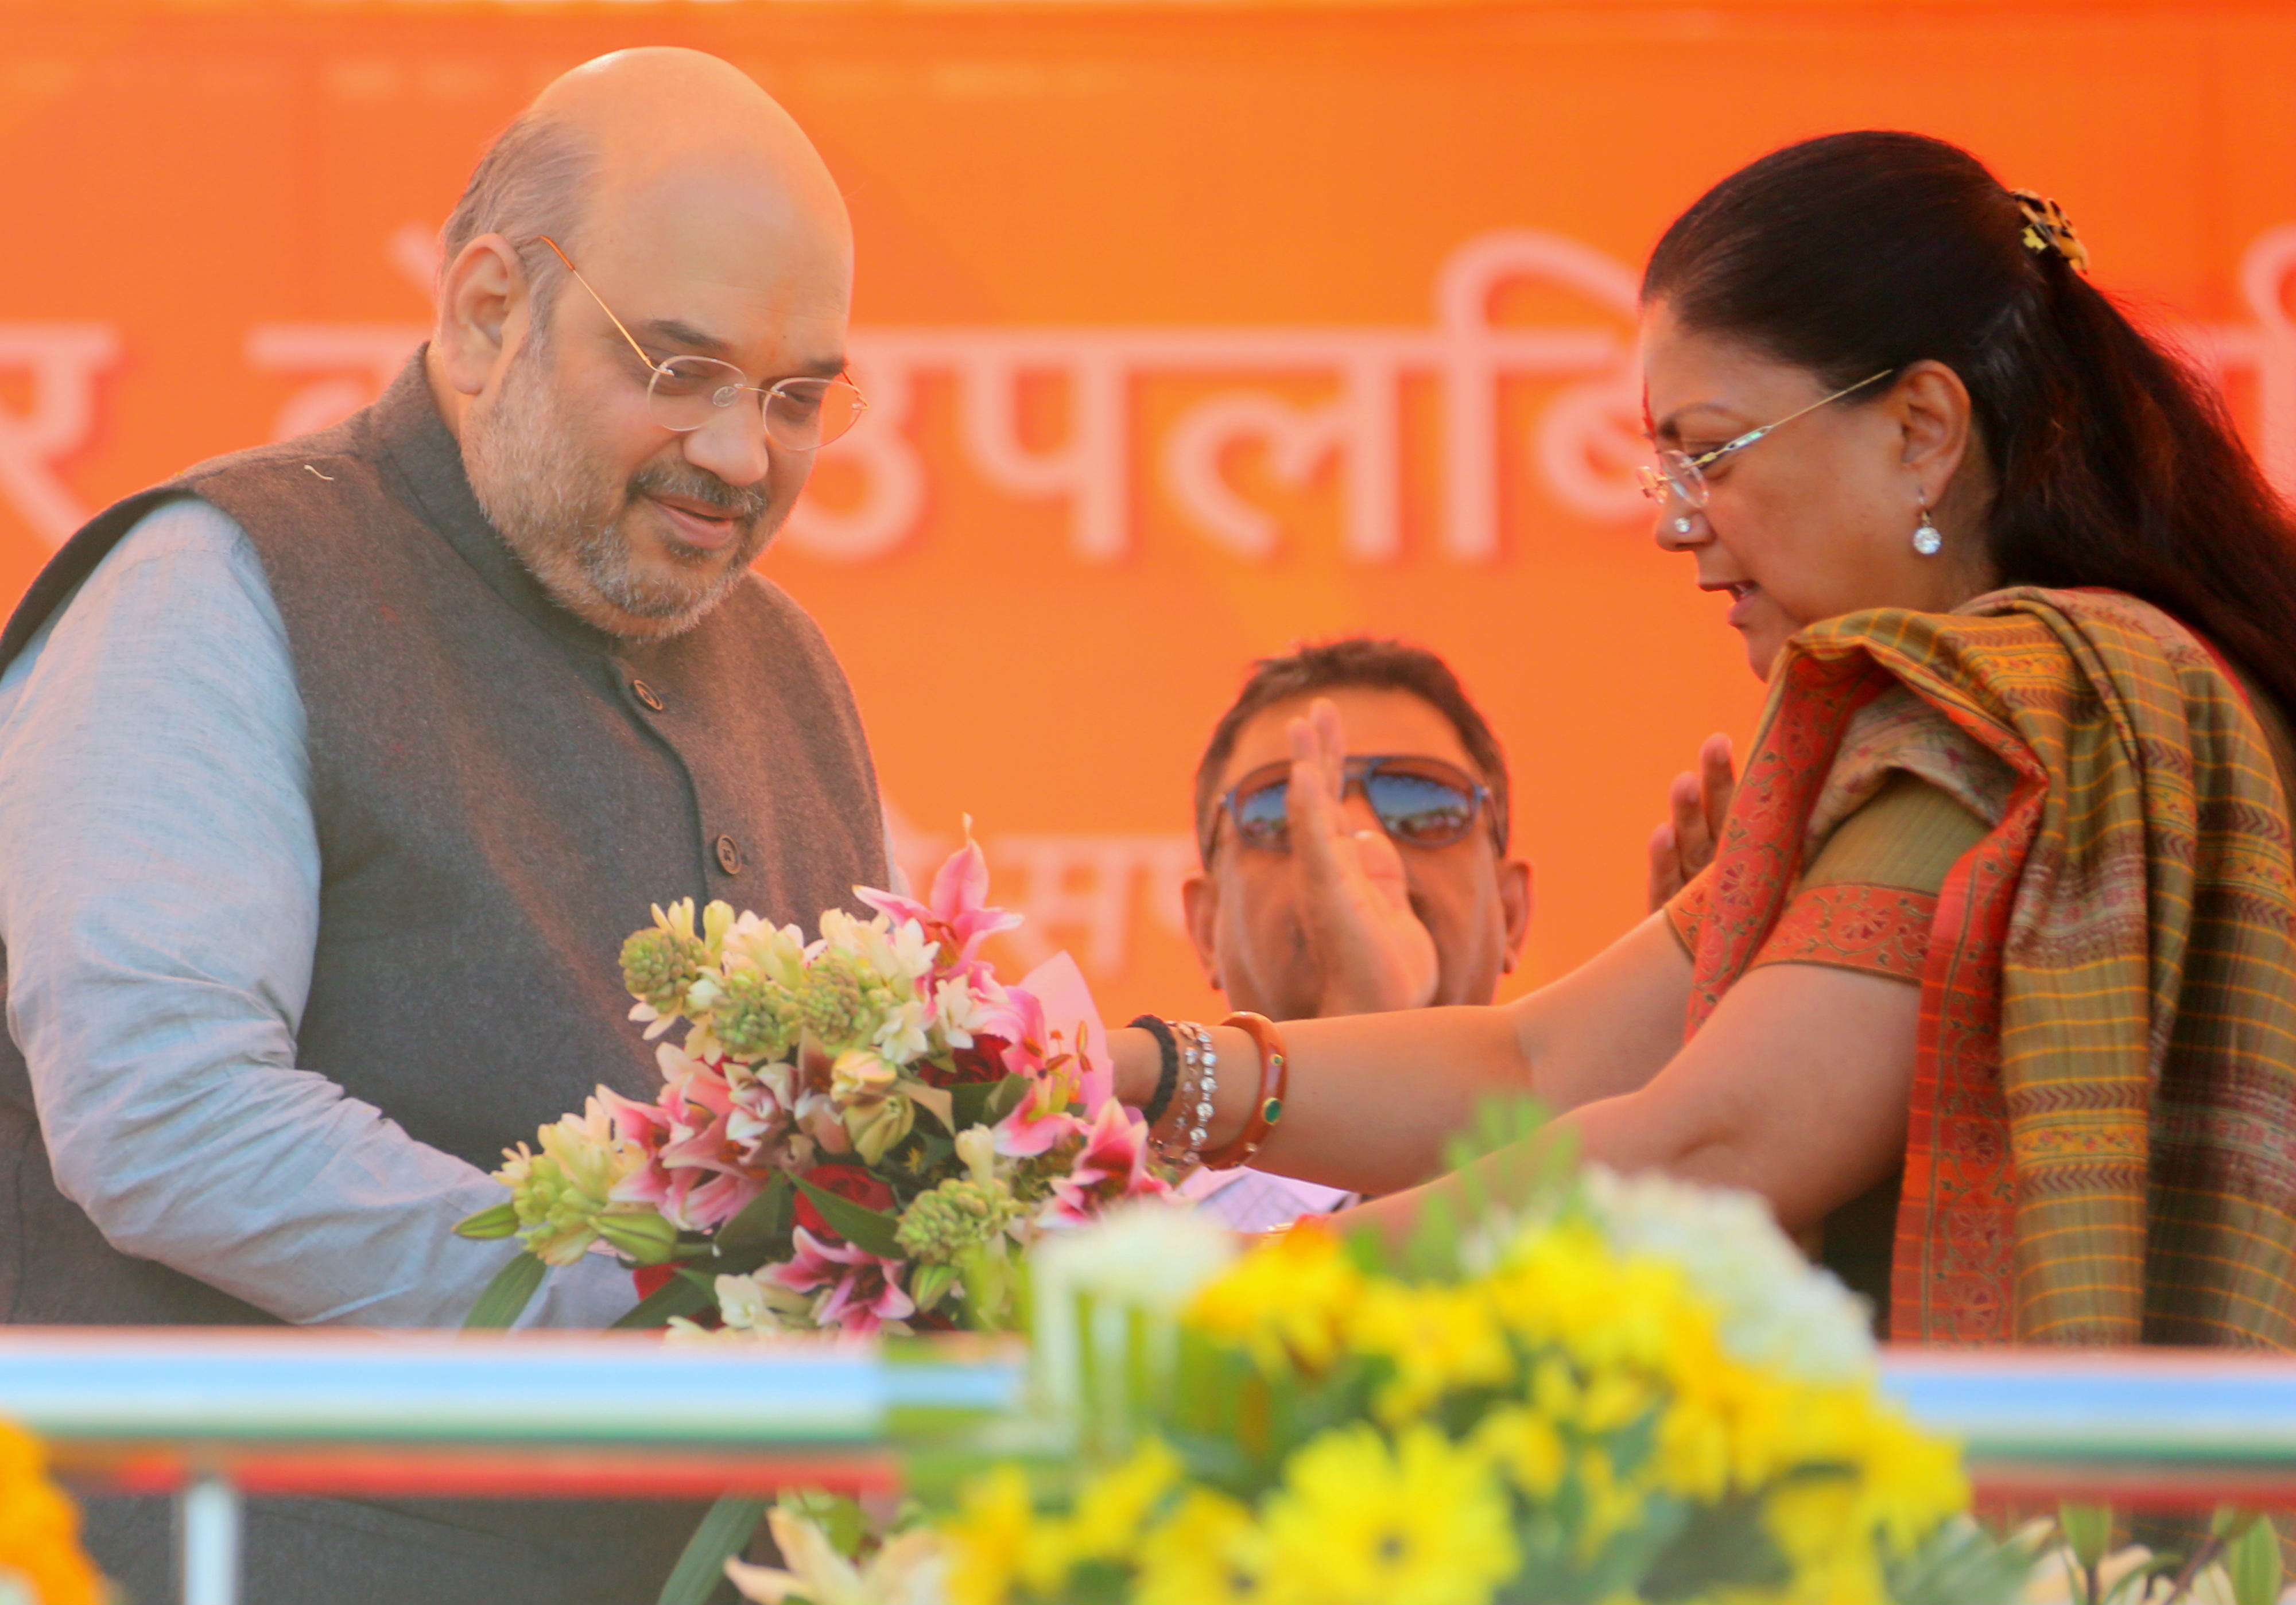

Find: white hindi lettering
<box><xmin>2188</xmin><ymin>224</ymin><xmax>2296</xmax><ymax>502</ymax></box>
<box><xmin>214</xmin><ymin>224</ymin><xmax>2296</xmax><ymax>564</ymax></box>
<box><xmin>792</xmin><ymin>227</ymin><xmax>2296</xmax><ymax>564</ymax></box>
<box><xmin>989</xmin><ymin>833</ymin><xmax>1197</xmax><ymax>977</ymax></box>
<box><xmin>245</xmin><ymin>223</ymin><xmax>436</xmax><ymax>442</ymax></box>
<box><xmin>882</xmin><ymin>804</ymin><xmax>1194</xmax><ymax>981</ymax></box>
<box><xmin>789</xmin><ymin>230</ymin><xmax>1645</xmax><ymax>564</ymax></box>
<box><xmin>0</xmin><ymin>324</ymin><xmax>122</xmax><ymax>547</ymax></box>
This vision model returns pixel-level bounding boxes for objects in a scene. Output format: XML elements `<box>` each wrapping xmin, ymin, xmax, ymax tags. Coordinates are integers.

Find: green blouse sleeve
<box><xmin>1796</xmin><ymin>769</ymin><xmax>1991</xmax><ymax>897</ymax></box>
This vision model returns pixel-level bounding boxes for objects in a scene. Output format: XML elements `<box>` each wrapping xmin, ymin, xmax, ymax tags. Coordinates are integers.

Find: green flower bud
<box><xmin>622</xmin><ymin>926</ymin><xmax>707</xmax><ymax>1014</ymax></box>
<box><xmin>712</xmin><ymin>968</ymin><xmax>804</xmax><ymax>1063</ymax></box>
<box><xmin>595</xmin><ymin>1211</ymin><xmax>683</xmax><ymax>1266</ymax></box>
<box><xmin>453</xmin><ymin>1202</ymin><xmax>521</xmax><ymax>1241</ymax></box>
<box><xmin>799</xmin><ymin>952</ymin><xmax>896</xmax><ymax>1052</ymax></box>
<box><xmin>895</xmin><ymin>1176</ymin><xmax>1023</xmax><ymax>1264</ymax></box>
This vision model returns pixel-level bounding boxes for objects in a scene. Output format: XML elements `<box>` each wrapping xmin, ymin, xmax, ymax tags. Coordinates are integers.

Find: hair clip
<box><xmin>2009</xmin><ymin>188</ymin><xmax>2091</xmax><ymax>275</ymax></box>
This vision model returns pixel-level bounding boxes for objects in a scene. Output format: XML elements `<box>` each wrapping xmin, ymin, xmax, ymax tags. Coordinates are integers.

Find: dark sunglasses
<box><xmin>1205</xmin><ymin>754</ymin><xmax>1501</xmax><ymax>860</ymax></box>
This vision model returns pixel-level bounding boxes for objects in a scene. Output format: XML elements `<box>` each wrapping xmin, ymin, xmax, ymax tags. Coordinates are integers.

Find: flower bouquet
<box><xmin>454</xmin><ymin>832</ymin><xmax>1170</xmax><ymax>1335</ymax></box>
<box><xmin>890</xmin><ymin>1103</ymin><xmax>2044</xmax><ymax>1605</ymax></box>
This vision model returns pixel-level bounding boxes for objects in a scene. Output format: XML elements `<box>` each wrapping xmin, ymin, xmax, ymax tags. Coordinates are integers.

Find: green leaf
<box><xmin>2061</xmin><ymin>1503</ymin><xmax>2116</xmax><ymax>1572</ymax></box>
<box><xmin>461</xmin><ymin>1249</ymin><xmax>548</xmax><ymax>1330</ymax></box>
<box><xmin>610</xmin><ymin>1267</ymin><xmax>718</xmax><ymax>1330</ymax></box>
<box><xmin>655</xmin><ymin>1495</ymin><xmax>768</xmax><ymax>1605</ymax></box>
<box><xmin>952</xmin><ymin>1075</ymin><xmax>1030</xmax><ymax>1130</ymax></box>
<box><xmin>793</xmin><ymin>1176</ymin><xmax>905</xmax><ymax>1258</ymax></box>
<box><xmin>2225</xmin><ymin>1513</ymin><xmax>2284</xmax><ymax>1605</ymax></box>
<box><xmin>712</xmin><ymin>1173</ymin><xmax>796</xmax><ymax>1270</ymax></box>
<box><xmin>1884</xmin><ymin>1517</ymin><xmax>2048</xmax><ymax>1605</ymax></box>
<box><xmin>451</xmin><ymin>1202</ymin><xmax>519</xmax><ymax>1240</ymax></box>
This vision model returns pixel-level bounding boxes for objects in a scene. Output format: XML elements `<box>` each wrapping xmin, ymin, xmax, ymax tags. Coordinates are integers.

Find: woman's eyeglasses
<box><xmin>537</xmin><ymin>236</ymin><xmax>868</xmax><ymax>452</ymax></box>
<box><xmin>1636</xmin><ymin>368</ymin><xmax>1892</xmax><ymax>510</ymax></box>
<box><xmin>1206</xmin><ymin>755</ymin><xmax>1501</xmax><ymax>861</ymax></box>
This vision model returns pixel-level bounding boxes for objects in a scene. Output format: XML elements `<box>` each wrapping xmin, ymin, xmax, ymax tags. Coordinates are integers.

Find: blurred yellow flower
<box><xmin>1348</xmin><ymin>1281</ymin><xmax>1514</xmax><ymax>1423</ymax></box>
<box><xmin>1468</xmin><ymin>1404</ymin><xmax>1566</xmax><ymax>1499</ymax></box>
<box><xmin>1259</xmin><ymin>1424</ymin><xmax>1517</xmax><ymax>1605</ymax></box>
<box><xmin>1135</xmin><ymin>1489</ymin><xmax>1264</xmax><ymax>1605</ymax></box>
<box><xmin>1061</xmin><ymin>1439</ymin><xmax>1180</xmax><ymax>1565</ymax></box>
<box><xmin>943</xmin><ymin>1466</ymin><xmax>1066</xmax><ymax>1605</ymax></box>
<box><xmin>0</xmin><ymin>1421</ymin><xmax>100</xmax><ymax>1605</ymax></box>
<box><xmin>1187</xmin><ymin>1224</ymin><xmax>1362</xmax><ymax>1374</ymax></box>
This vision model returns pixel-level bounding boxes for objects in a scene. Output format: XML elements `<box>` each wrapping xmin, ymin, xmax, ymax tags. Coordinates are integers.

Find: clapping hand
<box><xmin>1285</xmin><ymin>698</ymin><xmax>1441</xmax><ymax>1016</ymax></box>
<box><xmin>1646</xmin><ymin>732</ymin><xmax>1736</xmax><ymax>913</ymax></box>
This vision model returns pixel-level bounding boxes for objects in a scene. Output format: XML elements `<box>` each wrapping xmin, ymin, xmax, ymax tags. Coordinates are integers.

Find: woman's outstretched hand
<box><xmin>1286</xmin><ymin>698</ymin><xmax>1441</xmax><ymax>1015</ymax></box>
<box><xmin>1646</xmin><ymin>733</ymin><xmax>1736</xmax><ymax>913</ymax></box>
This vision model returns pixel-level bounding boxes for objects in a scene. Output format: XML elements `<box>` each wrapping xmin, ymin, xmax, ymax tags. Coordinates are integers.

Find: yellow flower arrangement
<box><xmin>932</xmin><ymin>1102</ymin><xmax>2031</xmax><ymax>1605</ymax></box>
<box><xmin>0</xmin><ymin>1421</ymin><xmax>101</xmax><ymax>1605</ymax></box>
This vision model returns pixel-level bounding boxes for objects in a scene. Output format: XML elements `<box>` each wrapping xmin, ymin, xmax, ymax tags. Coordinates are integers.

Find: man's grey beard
<box><xmin>461</xmin><ymin>339</ymin><xmax>778</xmax><ymax>642</ymax></box>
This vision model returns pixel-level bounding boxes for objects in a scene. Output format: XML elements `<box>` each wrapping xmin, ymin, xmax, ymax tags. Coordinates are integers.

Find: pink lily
<box><xmin>1040</xmin><ymin>1098</ymin><xmax>1172</xmax><ymax>1227</ymax></box>
<box><xmin>600</xmin><ymin>1066</ymin><xmax>763</xmax><ymax>1231</ymax></box>
<box><xmin>857</xmin><ymin>833</ymin><xmax>1023</xmax><ymax>974</ymax></box>
<box><xmin>1015</xmin><ymin>953</ymin><xmax>1114</xmax><ymax>1111</ymax></box>
<box><xmin>769</xmin><ymin>1227</ymin><xmax>916</xmax><ymax>1335</ymax></box>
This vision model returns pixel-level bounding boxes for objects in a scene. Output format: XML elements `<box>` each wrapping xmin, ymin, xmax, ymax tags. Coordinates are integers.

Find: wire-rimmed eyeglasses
<box><xmin>537</xmin><ymin>236</ymin><xmax>868</xmax><ymax>453</ymax></box>
<box><xmin>1636</xmin><ymin>368</ymin><xmax>1892</xmax><ymax>510</ymax></box>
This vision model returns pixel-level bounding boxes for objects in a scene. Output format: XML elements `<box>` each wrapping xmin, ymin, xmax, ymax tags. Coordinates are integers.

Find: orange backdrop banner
<box><xmin>3</xmin><ymin>1</ymin><xmax>2294</xmax><ymax>1024</ymax></box>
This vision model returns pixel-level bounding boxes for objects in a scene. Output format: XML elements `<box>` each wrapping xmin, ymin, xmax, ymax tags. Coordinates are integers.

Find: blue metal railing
<box><xmin>1</xmin><ymin>1331</ymin><xmax>2291</xmax><ymax>1605</ymax></box>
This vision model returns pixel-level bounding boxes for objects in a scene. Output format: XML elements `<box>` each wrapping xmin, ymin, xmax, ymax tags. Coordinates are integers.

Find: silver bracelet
<box><xmin>1177</xmin><ymin>1020</ymin><xmax>1217</xmax><ymax>1168</ymax></box>
<box><xmin>1151</xmin><ymin>1018</ymin><xmax>1199</xmax><ymax>1166</ymax></box>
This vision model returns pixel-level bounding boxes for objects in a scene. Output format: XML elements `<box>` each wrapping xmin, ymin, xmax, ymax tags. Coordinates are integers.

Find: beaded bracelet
<box><xmin>1151</xmin><ymin>1020</ymin><xmax>1217</xmax><ymax>1170</ymax></box>
<box><xmin>1128</xmin><ymin>1014</ymin><xmax>1180</xmax><ymax>1128</ymax></box>
<box><xmin>1148</xmin><ymin>1019</ymin><xmax>1196</xmax><ymax>1167</ymax></box>
<box><xmin>1178</xmin><ymin>1021</ymin><xmax>1219</xmax><ymax>1159</ymax></box>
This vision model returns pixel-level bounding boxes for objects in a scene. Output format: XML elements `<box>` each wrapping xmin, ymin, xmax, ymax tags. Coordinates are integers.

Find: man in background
<box><xmin>1179</xmin><ymin>637</ymin><xmax>1531</xmax><ymax>1227</ymax></box>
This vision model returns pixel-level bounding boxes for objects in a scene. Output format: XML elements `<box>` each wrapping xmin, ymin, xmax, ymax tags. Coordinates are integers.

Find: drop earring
<box><xmin>1912</xmin><ymin>499</ymin><xmax>1942</xmax><ymax>557</ymax></box>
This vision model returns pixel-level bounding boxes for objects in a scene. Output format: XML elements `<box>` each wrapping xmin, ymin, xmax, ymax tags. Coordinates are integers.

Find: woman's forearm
<box><xmin>1112</xmin><ymin>1004</ymin><xmax>1533</xmax><ymax>1197</ymax></box>
<box><xmin>1108</xmin><ymin>913</ymin><xmax>1697</xmax><ymax>1198</ymax></box>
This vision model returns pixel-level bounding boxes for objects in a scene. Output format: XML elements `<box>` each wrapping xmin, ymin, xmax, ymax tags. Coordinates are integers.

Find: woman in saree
<box><xmin>1111</xmin><ymin>130</ymin><xmax>2296</xmax><ymax>1348</ymax></box>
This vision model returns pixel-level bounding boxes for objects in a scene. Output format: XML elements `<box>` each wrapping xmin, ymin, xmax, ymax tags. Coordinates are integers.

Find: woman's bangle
<box><xmin>1199</xmin><ymin>1011</ymin><xmax>1289</xmax><ymax>1171</ymax></box>
<box><xmin>1128</xmin><ymin>1015</ymin><xmax>1180</xmax><ymax>1127</ymax></box>
<box><xmin>1154</xmin><ymin>1020</ymin><xmax>1217</xmax><ymax>1171</ymax></box>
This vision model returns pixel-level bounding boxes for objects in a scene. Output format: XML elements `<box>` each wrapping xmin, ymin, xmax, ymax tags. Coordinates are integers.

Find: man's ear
<box><xmin>1180</xmin><ymin>870</ymin><xmax>1224</xmax><ymax>989</ymax></box>
<box><xmin>1496</xmin><ymin>858</ymin><xmax>1533</xmax><ymax>974</ymax></box>
<box><xmin>432</xmin><ymin>233</ymin><xmax>530</xmax><ymax>398</ymax></box>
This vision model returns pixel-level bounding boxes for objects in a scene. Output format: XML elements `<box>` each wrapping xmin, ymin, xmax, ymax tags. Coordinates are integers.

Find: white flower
<box><xmin>814</xmin><ymin>907</ymin><xmax>878</xmax><ymax>962</ymax></box>
<box><xmin>886</xmin><ymin>917</ymin><xmax>937</xmax><ymax>983</ymax></box>
<box><xmin>1030</xmin><ymin>1198</ymin><xmax>1237</xmax><ymax>1318</ymax></box>
<box><xmin>726</xmin><ymin>1507</ymin><xmax>945</xmax><ymax>1605</ymax></box>
<box><xmin>955</xmin><ymin>1125</ymin><xmax>1000</xmax><ymax>1188</ymax></box>
<box><xmin>725</xmin><ymin>914</ymin><xmax>811</xmax><ymax>990</ymax></box>
<box><xmin>1578</xmin><ymin>1163</ymin><xmax>1875</xmax><ymax>1382</ymax></box>
<box><xmin>874</xmin><ymin>998</ymin><xmax>933</xmax><ymax>1066</ymax></box>
<box><xmin>715</xmin><ymin>1271</ymin><xmax>813</xmax><ymax>1333</ymax></box>
<box><xmin>930</xmin><ymin>977</ymin><xmax>996</xmax><ymax>1051</ymax></box>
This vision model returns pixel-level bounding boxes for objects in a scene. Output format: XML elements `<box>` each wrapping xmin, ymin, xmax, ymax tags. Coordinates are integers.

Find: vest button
<box><xmin>715</xmin><ymin>834</ymin><xmax>743</xmax><ymax>875</ymax></box>
<box><xmin>631</xmin><ymin>679</ymin><xmax>664</xmax><ymax>713</ymax></box>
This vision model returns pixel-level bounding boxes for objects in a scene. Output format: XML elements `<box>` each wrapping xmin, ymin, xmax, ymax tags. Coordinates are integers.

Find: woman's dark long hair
<box><xmin>1643</xmin><ymin>130</ymin><xmax>2296</xmax><ymax>723</ymax></box>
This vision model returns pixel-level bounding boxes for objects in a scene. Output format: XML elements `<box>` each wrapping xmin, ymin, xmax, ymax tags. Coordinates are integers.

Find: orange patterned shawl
<box><xmin>1681</xmin><ymin>586</ymin><xmax>2296</xmax><ymax>1347</ymax></box>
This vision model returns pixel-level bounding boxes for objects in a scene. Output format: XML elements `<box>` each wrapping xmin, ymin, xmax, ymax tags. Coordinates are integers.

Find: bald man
<box><xmin>0</xmin><ymin>50</ymin><xmax>883</xmax><ymax>1603</ymax></box>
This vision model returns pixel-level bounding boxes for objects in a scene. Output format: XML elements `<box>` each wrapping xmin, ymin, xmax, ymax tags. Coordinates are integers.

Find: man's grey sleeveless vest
<box><xmin>0</xmin><ymin>357</ymin><xmax>887</xmax><ymax>1603</ymax></box>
